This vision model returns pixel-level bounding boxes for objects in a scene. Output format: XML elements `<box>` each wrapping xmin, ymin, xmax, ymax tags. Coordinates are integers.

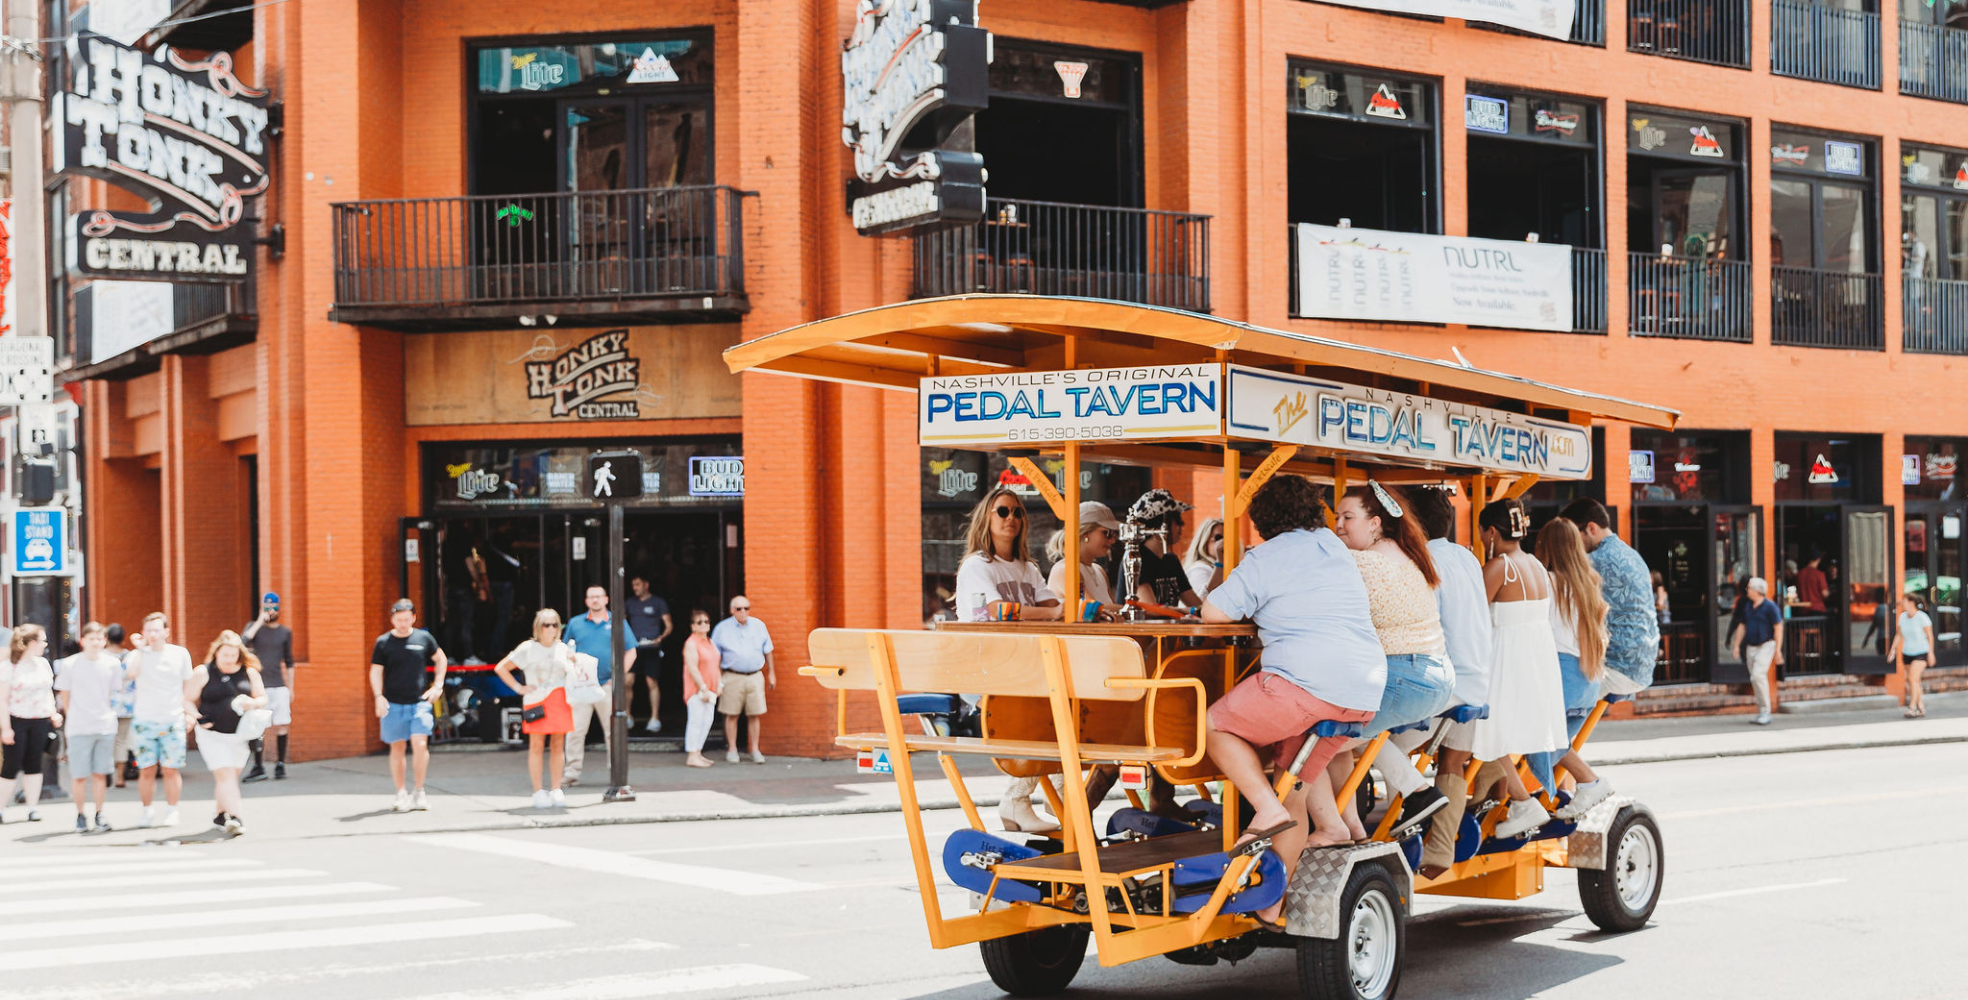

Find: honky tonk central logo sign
<box><xmin>524</xmin><ymin>330</ymin><xmax>641</xmax><ymax>420</ymax></box>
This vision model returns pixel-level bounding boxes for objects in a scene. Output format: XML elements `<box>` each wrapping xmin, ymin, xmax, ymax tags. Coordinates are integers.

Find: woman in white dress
<box><xmin>1474</xmin><ymin>499</ymin><xmax>1570</xmax><ymax>840</ymax></box>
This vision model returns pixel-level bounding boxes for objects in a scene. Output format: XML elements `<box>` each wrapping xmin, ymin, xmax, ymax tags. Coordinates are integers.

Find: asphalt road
<box><xmin>2</xmin><ymin>742</ymin><xmax>1959</xmax><ymax>1000</ymax></box>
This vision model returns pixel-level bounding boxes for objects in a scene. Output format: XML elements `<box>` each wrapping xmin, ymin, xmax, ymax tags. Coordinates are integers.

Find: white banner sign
<box><xmin>919</xmin><ymin>364</ymin><xmax>1221</xmax><ymax>446</ymax></box>
<box><xmin>1225</xmin><ymin>365</ymin><xmax>1593</xmax><ymax>480</ymax></box>
<box><xmin>1294</xmin><ymin>224</ymin><xmax>1575</xmax><ymax>332</ymax></box>
<box><xmin>1317</xmin><ymin>0</ymin><xmax>1575</xmax><ymax>38</ymax></box>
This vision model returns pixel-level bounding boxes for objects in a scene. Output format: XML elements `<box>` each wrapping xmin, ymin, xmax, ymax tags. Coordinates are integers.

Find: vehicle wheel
<box><xmin>1579</xmin><ymin>808</ymin><xmax>1663</xmax><ymax>933</ymax></box>
<box><xmin>979</xmin><ymin>924</ymin><xmax>1089</xmax><ymax>996</ymax></box>
<box><xmin>1296</xmin><ymin>863</ymin><xmax>1404</xmax><ymax>1000</ymax></box>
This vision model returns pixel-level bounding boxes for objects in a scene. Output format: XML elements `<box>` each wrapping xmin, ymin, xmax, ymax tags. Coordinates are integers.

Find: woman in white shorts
<box><xmin>188</xmin><ymin>631</ymin><xmax>266</xmax><ymax>837</ymax></box>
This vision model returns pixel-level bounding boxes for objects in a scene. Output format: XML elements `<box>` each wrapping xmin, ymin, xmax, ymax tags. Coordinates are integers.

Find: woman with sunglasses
<box><xmin>680</xmin><ymin>609</ymin><xmax>722</xmax><ymax>768</ymax></box>
<box><xmin>493</xmin><ymin>609</ymin><xmax>573</xmax><ymax>809</ymax></box>
<box><xmin>1183</xmin><ymin>517</ymin><xmax>1227</xmax><ymax>602</ymax></box>
<box><xmin>1044</xmin><ymin>501</ymin><xmax>1122</xmax><ymax>613</ymax></box>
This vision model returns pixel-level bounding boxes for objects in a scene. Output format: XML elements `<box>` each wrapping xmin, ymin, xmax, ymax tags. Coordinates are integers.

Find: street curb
<box><xmin>292</xmin><ymin>730</ymin><xmax>1968</xmax><ymax>838</ymax></box>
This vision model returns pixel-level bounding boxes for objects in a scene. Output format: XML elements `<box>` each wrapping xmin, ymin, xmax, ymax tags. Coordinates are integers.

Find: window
<box><xmin>1774</xmin><ymin>433</ymin><xmax>1881</xmax><ymax>503</ymax></box>
<box><xmin>1900</xmin><ymin>144</ymin><xmax>1968</xmax><ymax>282</ymax></box>
<box><xmin>1768</xmin><ymin>128</ymin><xmax>1876</xmax><ymax>273</ymax></box>
<box><xmin>1904</xmin><ymin>436</ymin><xmax>1967</xmax><ymax>502</ymax></box>
<box><xmin>1626</xmin><ymin>108</ymin><xmax>1746</xmax><ymax>257</ymax></box>
<box><xmin>973</xmin><ymin>41</ymin><xmax>1142</xmax><ymax>207</ymax></box>
<box><xmin>1465</xmin><ymin>89</ymin><xmax>1602</xmax><ymax>247</ymax></box>
<box><xmin>1630</xmin><ymin>429</ymin><xmax>1749</xmax><ymax>503</ymax></box>
<box><xmin>1287</xmin><ymin>62</ymin><xmax>1438</xmax><ymax>234</ymax></box>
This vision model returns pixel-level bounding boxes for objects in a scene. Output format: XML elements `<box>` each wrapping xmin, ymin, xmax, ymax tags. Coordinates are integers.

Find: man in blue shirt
<box><xmin>711</xmin><ymin>595</ymin><xmax>774</xmax><ymax>764</ymax></box>
<box><xmin>1729</xmin><ymin>577</ymin><xmax>1784</xmax><ymax>725</ymax></box>
<box><xmin>1561</xmin><ymin>499</ymin><xmax>1660</xmax><ymax>691</ymax></box>
<box><xmin>562</xmin><ymin>585</ymin><xmax>636</xmax><ymax>785</ymax></box>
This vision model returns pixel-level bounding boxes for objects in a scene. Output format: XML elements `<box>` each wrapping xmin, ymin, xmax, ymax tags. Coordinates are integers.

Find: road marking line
<box><xmin>39</xmin><ymin>881</ymin><xmax>396</xmax><ymax>915</ymax></box>
<box><xmin>0</xmin><ymin>850</ymin><xmax>219</xmax><ymax>871</ymax></box>
<box><xmin>410</xmin><ymin>832</ymin><xmax>827</xmax><ymax>896</ymax></box>
<box><xmin>1659</xmin><ymin>878</ymin><xmax>1846</xmax><ymax>906</ymax></box>
<box><xmin>12</xmin><ymin>896</ymin><xmax>479</xmax><ymax>941</ymax></box>
<box><xmin>11</xmin><ymin>939</ymin><xmax>676</xmax><ymax>1000</ymax></box>
<box><xmin>0</xmin><ymin>913</ymin><xmax>572</xmax><ymax>972</ymax></box>
<box><xmin>415</xmin><ymin>965</ymin><xmax>809</xmax><ymax>1000</ymax></box>
<box><xmin>629</xmin><ymin>831</ymin><xmax>967</xmax><ymax>856</ymax></box>
<box><xmin>1661</xmin><ymin>785</ymin><xmax>1968</xmax><ymax>820</ymax></box>
<box><xmin>5</xmin><ymin>868</ymin><xmax>326</xmax><ymax>896</ymax></box>
<box><xmin>0</xmin><ymin>858</ymin><xmax>264</xmax><ymax>879</ymax></box>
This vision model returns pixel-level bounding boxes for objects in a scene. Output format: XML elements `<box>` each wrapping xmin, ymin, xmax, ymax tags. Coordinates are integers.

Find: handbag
<box><xmin>234</xmin><ymin>708</ymin><xmax>274</xmax><ymax>742</ymax></box>
<box><xmin>564</xmin><ymin>652</ymin><xmax>608</xmax><ymax>706</ymax></box>
<box><xmin>520</xmin><ymin>704</ymin><xmax>548</xmax><ymax>723</ymax></box>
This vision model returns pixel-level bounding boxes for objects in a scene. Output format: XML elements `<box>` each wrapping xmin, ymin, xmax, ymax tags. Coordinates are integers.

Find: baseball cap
<box><xmin>263</xmin><ymin>592</ymin><xmax>280</xmax><ymax>607</ymax></box>
<box><xmin>390</xmin><ymin>598</ymin><xmax>415</xmax><ymax>613</ymax></box>
<box><xmin>1747</xmin><ymin>577</ymin><xmax>1769</xmax><ymax>595</ymax></box>
<box><xmin>1078</xmin><ymin>501</ymin><xmax>1121</xmax><ymax>534</ymax></box>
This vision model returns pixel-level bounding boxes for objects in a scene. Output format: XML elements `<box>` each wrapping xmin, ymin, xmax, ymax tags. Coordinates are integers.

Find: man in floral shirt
<box><xmin>1561</xmin><ymin>499</ymin><xmax>1659</xmax><ymax>693</ymax></box>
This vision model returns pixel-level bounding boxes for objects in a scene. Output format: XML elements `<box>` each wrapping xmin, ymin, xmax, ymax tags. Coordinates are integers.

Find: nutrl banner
<box><xmin>1310</xmin><ymin>0</ymin><xmax>1575</xmax><ymax>38</ymax></box>
<box><xmin>1294</xmin><ymin>224</ymin><xmax>1575</xmax><ymax>332</ymax></box>
<box><xmin>1224</xmin><ymin>365</ymin><xmax>1593</xmax><ymax>480</ymax></box>
<box><xmin>919</xmin><ymin>364</ymin><xmax>1222</xmax><ymax>446</ymax></box>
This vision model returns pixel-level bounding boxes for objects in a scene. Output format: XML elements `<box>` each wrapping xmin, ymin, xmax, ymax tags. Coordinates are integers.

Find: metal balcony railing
<box><xmin>1572</xmin><ymin>247</ymin><xmax>1609</xmax><ymax>334</ymax></box>
<box><xmin>1470</xmin><ymin>0</ymin><xmax>1607</xmax><ymax>45</ymax></box>
<box><xmin>1771</xmin><ymin>0</ymin><xmax>1881</xmax><ymax>89</ymax></box>
<box><xmin>1628</xmin><ymin>253</ymin><xmax>1753</xmax><ymax>342</ymax></box>
<box><xmin>331</xmin><ymin>185</ymin><xmax>749</xmax><ymax>327</ymax></box>
<box><xmin>1628</xmin><ymin>0</ymin><xmax>1751</xmax><ymax>66</ymax></box>
<box><xmin>1771</xmin><ymin>265</ymin><xmax>1883</xmax><ymax>349</ymax></box>
<box><xmin>1903</xmin><ymin>275</ymin><xmax>1968</xmax><ymax>354</ymax></box>
<box><xmin>176</xmin><ymin>280</ymin><xmax>255</xmax><ymax>331</ymax></box>
<box><xmin>1900</xmin><ymin>20</ymin><xmax>1968</xmax><ymax>104</ymax></box>
<box><xmin>912</xmin><ymin>199</ymin><xmax>1211</xmax><ymax>312</ymax></box>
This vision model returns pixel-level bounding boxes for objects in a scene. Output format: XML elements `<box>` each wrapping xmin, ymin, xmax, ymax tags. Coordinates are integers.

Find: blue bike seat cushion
<box><xmin>898</xmin><ymin>693</ymin><xmax>964</xmax><ymax>717</ymax></box>
<box><xmin>942</xmin><ymin>829</ymin><xmax>1046</xmax><ymax>903</ymax></box>
<box><xmin>1310</xmin><ymin>720</ymin><xmax>1363</xmax><ymax>739</ymax></box>
<box><xmin>1386</xmin><ymin>719</ymin><xmax>1431</xmax><ymax>735</ymax></box>
<box><xmin>1603</xmin><ymin>693</ymin><xmax>1631</xmax><ymax>704</ymax></box>
<box><xmin>1442</xmin><ymin>704</ymin><xmax>1489</xmax><ymax>723</ymax></box>
<box><xmin>1169</xmin><ymin>850</ymin><xmax>1288</xmax><ymax>915</ymax></box>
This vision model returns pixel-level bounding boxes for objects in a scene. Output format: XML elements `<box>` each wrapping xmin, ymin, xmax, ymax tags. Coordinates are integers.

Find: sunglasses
<box><xmin>541</xmin><ymin>622</ymin><xmax>561</xmax><ymax>630</ymax></box>
<box><xmin>994</xmin><ymin>505</ymin><xmax>1024</xmax><ymax>520</ymax></box>
<box><xmin>733</xmin><ymin>605</ymin><xmax>752</xmax><ymax>611</ymax></box>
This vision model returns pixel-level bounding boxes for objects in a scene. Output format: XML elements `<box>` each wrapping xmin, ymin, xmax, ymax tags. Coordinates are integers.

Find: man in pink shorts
<box><xmin>1201</xmin><ymin>475</ymin><xmax>1386</xmax><ymax>924</ymax></box>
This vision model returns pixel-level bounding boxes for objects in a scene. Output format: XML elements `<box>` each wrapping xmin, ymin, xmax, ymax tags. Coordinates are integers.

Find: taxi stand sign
<box><xmin>10</xmin><ymin>508</ymin><xmax>71</xmax><ymax>576</ymax></box>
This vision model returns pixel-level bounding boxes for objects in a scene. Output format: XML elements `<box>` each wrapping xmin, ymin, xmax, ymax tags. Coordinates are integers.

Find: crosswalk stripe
<box><xmin>40</xmin><ymin>881</ymin><xmax>396</xmax><ymax>916</ymax></box>
<box><xmin>410</xmin><ymin>833</ymin><xmax>827</xmax><ymax>897</ymax></box>
<box><xmin>0</xmin><ymin>913</ymin><xmax>573</xmax><ymax>972</ymax></box>
<box><xmin>0</xmin><ymin>850</ymin><xmax>214</xmax><ymax>871</ymax></box>
<box><xmin>0</xmin><ymin>858</ymin><xmax>262</xmax><ymax>879</ymax></box>
<box><xmin>6</xmin><ymin>868</ymin><xmax>325</xmax><ymax>896</ymax></box>
<box><xmin>12</xmin><ymin>896</ymin><xmax>479</xmax><ymax>941</ymax></box>
<box><xmin>414</xmin><ymin>965</ymin><xmax>810</xmax><ymax>1000</ymax></box>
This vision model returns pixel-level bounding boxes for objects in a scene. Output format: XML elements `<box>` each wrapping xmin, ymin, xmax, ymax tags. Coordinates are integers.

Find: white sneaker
<box><xmin>1493</xmin><ymin>798</ymin><xmax>1551</xmax><ymax>840</ymax></box>
<box><xmin>1556</xmin><ymin>779</ymin><xmax>1613</xmax><ymax>820</ymax></box>
<box><xmin>223</xmin><ymin>815</ymin><xmax>244</xmax><ymax>837</ymax></box>
<box><xmin>138</xmin><ymin>805</ymin><xmax>154</xmax><ymax>829</ymax></box>
<box><xmin>726</xmin><ymin>748</ymin><xmax>740</xmax><ymax>763</ymax></box>
<box><xmin>1754</xmin><ymin>713</ymin><xmax>1773</xmax><ymax>726</ymax></box>
<box><xmin>392</xmin><ymin>789</ymin><xmax>411</xmax><ymax>812</ymax></box>
<box><xmin>648</xmin><ymin>720</ymin><xmax>662</xmax><ymax>734</ymax></box>
<box><xmin>411</xmin><ymin>789</ymin><xmax>430</xmax><ymax>811</ymax></box>
<box><xmin>548</xmin><ymin>788</ymin><xmax>565</xmax><ymax>807</ymax></box>
<box><xmin>463</xmin><ymin>656</ymin><xmax>487</xmax><ymax>666</ymax></box>
<box><xmin>750</xmin><ymin>749</ymin><xmax>766</xmax><ymax>765</ymax></box>
<box><xmin>160</xmin><ymin>807</ymin><xmax>180</xmax><ymax>828</ymax></box>
<box><xmin>532</xmin><ymin>790</ymin><xmax>551</xmax><ymax>809</ymax></box>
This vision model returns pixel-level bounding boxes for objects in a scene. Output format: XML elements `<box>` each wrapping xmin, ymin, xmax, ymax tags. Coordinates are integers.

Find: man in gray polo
<box><xmin>710</xmin><ymin>595</ymin><xmax>774</xmax><ymax>764</ymax></box>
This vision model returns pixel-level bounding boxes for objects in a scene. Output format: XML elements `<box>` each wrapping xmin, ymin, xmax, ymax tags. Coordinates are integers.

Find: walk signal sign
<box><xmin>587</xmin><ymin>451</ymin><xmax>643</xmax><ymax>501</ymax></box>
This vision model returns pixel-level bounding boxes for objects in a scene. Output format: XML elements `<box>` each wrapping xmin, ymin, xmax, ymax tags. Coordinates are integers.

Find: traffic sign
<box><xmin>0</xmin><ymin>337</ymin><xmax>54</xmax><ymax>406</ymax></box>
<box><xmin>587</xmin><ymin>451</ymin><xmax>643</xmax><ymax>500</ymax></box>
<box><xmin>16</xmin><ymin>403</ymin><xmax>56</xmax><ymax>454</ymax></box>
<box><xmin>10</xmin><ymin>507</ymin><xmax>70</xmax><ymax>576</ymax></box>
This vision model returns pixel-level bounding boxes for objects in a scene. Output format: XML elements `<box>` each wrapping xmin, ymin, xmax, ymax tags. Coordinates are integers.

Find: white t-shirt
<box><xmin>132</xmin><ymin>644</ymin><xmax>196</xmax><ymax>723</ymax></box>
<box><xmin>1046</xmin><ymin>560</ymin><xmax>1114</xmax><ymax>606</ymax></box>
<box><xmin>1551</xmin><ymin>599</ymin><xmax>1582</xmax><ymax>657</ymax></box>
<box><xmin>506</xmin><ymin>640</ymin><xmax>570</xmax><ymax>704</ymax></box>
<box><xmin>55</xmin><ymin>653</ymin><xmax>123</xmax><ymax>736</ymax></box>
<box><xmin>1184</xmin><ymin>561</ymin><xmax>1217</xmax><ymax>602</ymax></box>
<box><xmin>953</xmin><ymin>553</ymin><xmax>1056</xmax><ymax>621</ymax></box>
<box><xmin>1899</xmin><ymin>610</ymin><xmax>1935</xmax><ymax>657</ymax></box>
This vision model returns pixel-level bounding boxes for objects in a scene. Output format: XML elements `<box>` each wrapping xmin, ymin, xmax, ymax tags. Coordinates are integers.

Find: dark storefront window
<box><xmin>426</xmin><ymin>440</ymin><xmax>741</xmax><ymax>511</ymax></box>
<box><xmin>1773</xmin><ymin>433</ymin><xmax>1889</xmax><ymax>676</ymax></box>
<box><xmin>1773</xmin><ymin>434</ymin><xmax>1880</xmax><ymax>503</ymax></box>
<box><xmin>1902</xmin><ymin>435</ymin><xmax>1966</xmax><ymax>663</ymax></box>
<box><xmin>1287</xmin><ymin>62</ymin><xmax>1438</xmax><ymax>234</ymax></box>
<box><xmin>1629</xmin><ymin>429</ymin><xmax>1749</xmax><ymax>503</ymax></box>
<box><xmin>1629</xmin><ymin>429</ymin><xmax>1755</xmax><ymax>684</ymax></box>
<box><xmin>1465</xmin><ymin>89</ymin><xmax>1602</xmax><ymax>247</ymax></box>
<box><xmin>1904</xmin><ymin>435</ymin><xmax>1967</xmax><ymax>502</ymax></box>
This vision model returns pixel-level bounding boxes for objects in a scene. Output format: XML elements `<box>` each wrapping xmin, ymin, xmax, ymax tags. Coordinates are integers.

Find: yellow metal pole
<box><xmin>1064</xmin><ymin>440</ymin><xmax>1082</xmax><ymax>613</ymax></box>
<box><xmin>1222</xmin><ymin>446</ymin><xmax>1243</xmax><ymax>572</ymax></box>
<box><xmin>865</xmin><ymin>632</ymin><xmax>953</xmax><ymax>945</ymax></box>
<box><xmin>939</xmin><ymin>753</ymin><xmax>986</xmax><ymax>833</ymax></box>
<box><xmin>1470</xmin><ymin>474</ymin><xmax>1489</xmax><ymax>563</ymax></box>
<box><xmin>1040</xmin><ymin>636</ymin><xmax>1118</xmax><ymax>962</ymax></box>
<box><xmin>1330</xmin><ymin>458</ymin><xmax>1349</xmax><ymax>529</ymax></box>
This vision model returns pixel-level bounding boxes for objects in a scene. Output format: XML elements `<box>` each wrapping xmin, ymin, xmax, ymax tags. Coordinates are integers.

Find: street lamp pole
<box><xmin>604</xmin><ymin>500</ymin><xmax>635</xmax><ymax>802</ymax></box>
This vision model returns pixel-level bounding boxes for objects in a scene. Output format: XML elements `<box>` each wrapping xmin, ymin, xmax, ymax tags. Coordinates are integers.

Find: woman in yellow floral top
<box><xmin>1330</xmin><ymin>483</ymin><xmax>1456</xmax><ymax>840</ymax></box>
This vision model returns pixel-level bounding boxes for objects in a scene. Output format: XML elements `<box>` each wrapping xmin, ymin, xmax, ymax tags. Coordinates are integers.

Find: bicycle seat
<box><xmin>1309</xmin><ymin>720</ymin><xmax>1363</xmax><ymax>739</ymax></box>
<box><xmin>1441</xmin><ymin>704</ymin><xmax>1489</xmax><ymax>723</ymax></box>
<box><xmin>1602</xmin><ymin>693</ymin><xmax>1632</xmax><ymax>705</ymax></box>
<box><xmin>1386</xmin><ymin>719</ymin><xmax>1432</xmax><ymax>735</ymax></box>
<box><xmin>897</xmin><ymin>693</ymin><xmax>966</xmax><ymax>717</ymax></box>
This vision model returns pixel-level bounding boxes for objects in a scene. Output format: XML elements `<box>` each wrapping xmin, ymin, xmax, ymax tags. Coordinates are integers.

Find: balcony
<box><xmin>1900</xmin><ymin>20</ymin><xmax>1968</xmax><ymax>104</ymax></box>
<box><xmin>1628</xmin><ymin>0</ymin><xmax>1751</xmax><ymax>67</ymax></box>
<box><xmin>1904</xmin><ymin>276</ymin><xmax>1968</xmax><ymax>354</ymax></box>
<box><xmin>1472</xmin><ymin>0</ymin><xmax>1607</xmax><ymax>45</ymax></box>
<box><xmin>1572</xmin><ymin>248</ymin><xmax>1609</xmax><ymax>334</ymax></box>
<box><xmin>1771</xmin><ymin>0</ymin><xmax>1881</xmax><ymax>89</ymax></box>
<box><xmin>1628</xmin><ymin>253</ymin><xmax>1753</xmax><ymax>342</ymax></box>
<box><xmin>330</xmin><ymin>185</ymin><xmax>751</xmax><ymax>332</ymax></box>
<box><xmin>64</xmin><ymin>281</ymin><xmax>258</xmax><ymax>382</ymax></box>
<box><xmin>912</xmin><ymin>199</ymin><xmax>1211</xmax><ymax>313</ymax></box>
<box><xmin>1771</xmin><ymin>265</ymin><xmax>1883</xmax><ymax>349</ymax></box>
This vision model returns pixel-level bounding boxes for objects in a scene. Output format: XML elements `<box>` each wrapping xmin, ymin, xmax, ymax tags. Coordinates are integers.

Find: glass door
<box><xmin>1904</xmin><ymin>507</ymin><xmax>1965</xmax><ymax>666</ymax></box>
<box><xmin>1711</xmin><ymin>505</ymin><xmax>1762</xmax><ymax>679</ymax></box>
<box><xmin>1636</xmin><ymin>505</ymin><xmax>1708</xmax><ymax>683</ymax></box>
<box><xmin>639</xmin><ymin>97</ymin><xmax>712</xmax><ymax>293</ymax></box>
<box><xmin>1843</xmin><ymin>505</ymin><xmax>1894</xmax><ymax>674</ymax></box>
<box><xmin>560</xmin><ymin>99</ymin><xmax>635</xmax><ymax>295</ymax></box>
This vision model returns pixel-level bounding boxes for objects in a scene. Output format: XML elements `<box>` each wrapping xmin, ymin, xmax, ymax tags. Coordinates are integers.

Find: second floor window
<box><xmin>1287</xmin><ymin>61</ymin><xmax>1437</xmax><ymax>234</ymax></box>
<box><xmin>1769</xmin><ymin>128</ymin><xmax>1876</xmax><ymax>274</ymax></box>
<box><xmin>1626</xmin><ymin>109</ymin><xmax>1745</xmax><ymax>258</ymax></box>
<box><xmin>1465</xmin><ymin>89</ymin><xmax>1601</xmax><ymax>247</ymax></box>
<box><xmin>1901</xmin><ymin>143</ymin><xmax>1968</xmax><ymax>282</ymax></box>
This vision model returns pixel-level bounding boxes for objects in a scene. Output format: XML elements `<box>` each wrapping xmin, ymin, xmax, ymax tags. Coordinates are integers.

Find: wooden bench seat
<box><xmin>835</xmin><ymin>733</ymin><xmax>1188</xmax><ymax>763</ymax></box>
<box><xmin>996</xmin><ymin>830</ymin><xmax>1225</xmax><ymax>879</ymax></box>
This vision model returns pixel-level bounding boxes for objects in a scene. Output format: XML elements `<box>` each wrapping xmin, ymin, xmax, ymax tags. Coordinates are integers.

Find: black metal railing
<box><xmin>1471</xmin><ymin>0</ymin><xmax>1607</xmax><ymax>45</ymax></box>
<box><xmin>1655</xmin><ymin>620</ymin><xmax>1709</xmax><ymax>684</ymax></box>
<box><xmin>175</xmin><ymin>280</ymin><xmax>256</xmax><ymax>330</ymax></box>
<box><xmin>1771</xmin><ymin>265</ymin><xmax>1883</xmax><ymax>349</ymax></box>
<box><xmin>1903</xmin><ymin>275</ymin><xmax>1968</xmax><ymax>354</ymax></box>
<box><xmin>332</xmin><ymin>185</ymin><xmax>748</xmax><ymax>311</ymax></box>
<box><xmin>912</xmin><ymin>198</ymin><xmax>1211</xmax><ymax>312</ymax></box>
<box><xmin>1628</xmin><ymin>253</ymin><xmax>1753</xmax><ymax>341</ymax></box>
<box><xmin>1900</xmin><ymin>20</ymin><xmax>1968</xmax><ymax>103</ymax></box>
<box><xmin>1573</xmin><ymin>247</ymin><xmax>1609</xmax><ymax>334</ymax></box>
<box><xmin>1771</xmin><ymin>0</ymin><xmax>1881</xmax><ymax>88</ymax></box>
<box><xmin>1628</xmin><ymin>0</ymin><xmax>1751</xmax><ymax>66</ymax></box>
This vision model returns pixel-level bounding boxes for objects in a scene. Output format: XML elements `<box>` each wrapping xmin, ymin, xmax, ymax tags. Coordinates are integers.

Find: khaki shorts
<box><xmin>717</xmin><ymin>670</ymin><xmax>767</xmax><ymax>716</ymax></box>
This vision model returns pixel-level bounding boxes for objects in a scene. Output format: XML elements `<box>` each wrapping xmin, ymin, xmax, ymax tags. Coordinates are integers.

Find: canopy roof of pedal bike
<box><xmin>725</xmin><ymin>295</ymin><xmax>1678</xmax><ymax>484</ymax></box>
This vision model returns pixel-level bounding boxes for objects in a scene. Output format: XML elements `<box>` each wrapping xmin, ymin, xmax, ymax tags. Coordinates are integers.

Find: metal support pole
<box><xmin>604</xmin><ymin>502</ymin><xmax>635</xmax><ymax>802</ymax></box>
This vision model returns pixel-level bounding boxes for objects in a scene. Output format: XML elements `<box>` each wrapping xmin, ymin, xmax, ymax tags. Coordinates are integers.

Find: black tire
<box><xmin>1579</xmin><ymin>808</ymin><xmax>1663</xmax><ymax>933</ymax></box>
<box><xmin>1296</xmin><ymin>862</ymin><xmax>1405</xmax><ymax>1000</ymax></box>
<box><xmin>980</xmin><ymin>924</ymin><xmax>1090</xmax><ymax>997</ymax></box>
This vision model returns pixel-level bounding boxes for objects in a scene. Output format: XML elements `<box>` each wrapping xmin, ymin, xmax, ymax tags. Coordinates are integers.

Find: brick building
<box><xmin>50</xmin><ymin>0</ymin><xmax>1968</xmax><ymax>760</ymax></box>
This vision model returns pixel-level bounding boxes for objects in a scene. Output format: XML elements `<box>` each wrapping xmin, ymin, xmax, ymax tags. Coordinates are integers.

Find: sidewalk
<box><xmin>10</xmin><ymin>697</ymin><xmax>1962</xmax><ymax>847</ymax></box>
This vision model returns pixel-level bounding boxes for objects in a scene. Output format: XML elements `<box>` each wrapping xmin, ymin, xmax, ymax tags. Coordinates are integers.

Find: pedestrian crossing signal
<box><xmin>587</xmin><ymin>451</ymin><xmax>643</xmax><ymax>500</ymax></box>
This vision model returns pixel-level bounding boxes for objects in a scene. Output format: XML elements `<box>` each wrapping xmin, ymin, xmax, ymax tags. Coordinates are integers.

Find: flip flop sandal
<box><xmin>1231</xmin><ymin>820</ymin><xmax>1299</xmax><ymax>857</ymax></box>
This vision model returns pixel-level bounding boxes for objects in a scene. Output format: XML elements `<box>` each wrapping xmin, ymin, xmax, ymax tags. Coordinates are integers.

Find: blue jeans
<box><xmin>1364</xmin><ymin>653</ymin><xmax>1456</xmax><ymax>736</ymax></box>
<box><xmin>1528</xmin><ymin>653</ymin><xmax>1601</xmax><ymax>793</ymax></box>
<box><xmin>381</xmin><ymin>702</ymin><xmax>435</xmax><ymax>744</ymax></box>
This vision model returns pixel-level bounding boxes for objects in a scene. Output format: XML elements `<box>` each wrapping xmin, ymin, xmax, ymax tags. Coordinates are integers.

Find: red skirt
<box><xmin>522</xmin><ymin>687</ymin><xmax>573</xmax><ymax>735</ymax></box>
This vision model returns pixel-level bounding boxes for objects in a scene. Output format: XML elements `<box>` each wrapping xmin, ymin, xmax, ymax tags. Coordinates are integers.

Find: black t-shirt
<box><xmin>627</xmin><ymin>595</ymin><xmax>670</xmax><ymax>647</ymax></box>
<box><xmin>1138</xmin><ymin>550</ymin><xmax>1191</xmax><ymax>608</ymax></box>
<box><xmin>372</xmin><ymin>629</ymin><xmax>441</xmax><ymax>704</ymax></box>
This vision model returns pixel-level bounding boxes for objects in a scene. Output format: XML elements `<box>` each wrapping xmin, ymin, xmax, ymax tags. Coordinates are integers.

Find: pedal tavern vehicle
<box><xmin>724</xmin><ymin>295</ymin><xmax>1679</xmax><ymax>1000</ymax></box>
